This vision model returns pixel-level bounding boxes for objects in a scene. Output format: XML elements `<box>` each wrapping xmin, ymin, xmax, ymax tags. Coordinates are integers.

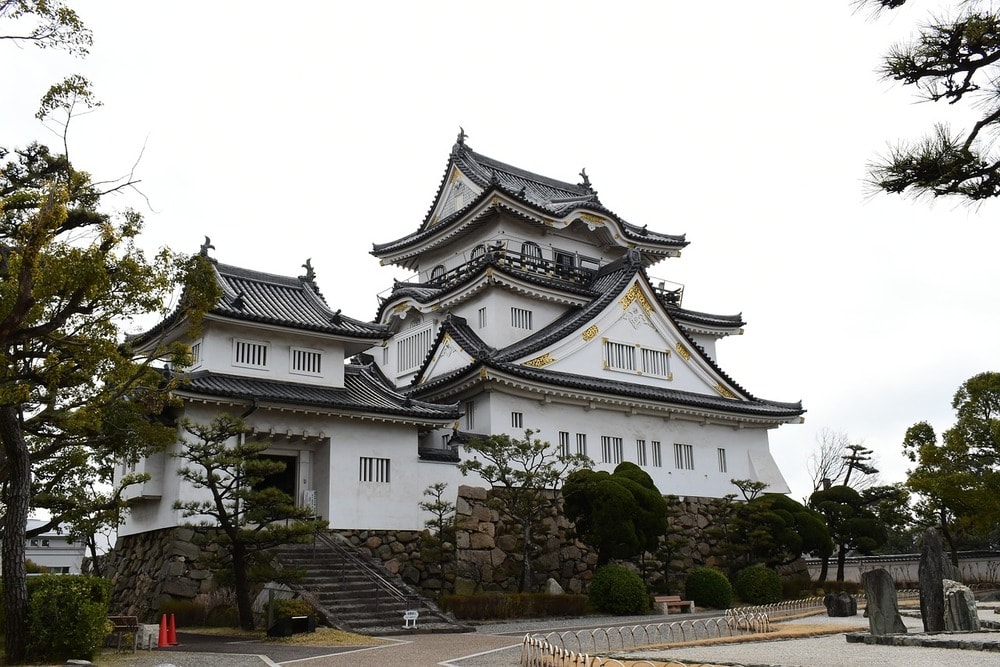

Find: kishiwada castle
<box><xmin>117</xmin><ymin>133</ymin><xmax>804</xmax><ymax>543</ymax></box>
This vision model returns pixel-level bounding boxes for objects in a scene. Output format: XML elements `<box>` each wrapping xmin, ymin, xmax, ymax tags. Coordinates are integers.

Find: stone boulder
<box><xmin>861</xmin><ymin>568</ymin><xmax>907</xmax><ymax>636</ymax></box>
<box><xmin>943</xmin><ymin>579</ymin><xmax>981</xmax><ymax>632</ymax></box>
<box><xmin>545</xmin><ymin>577</ymin><xmax>565</xmax><ymax>595</ymax></box>
<box><xmin>824</xmin><ymin>591</ymin><xmax>857</xmax><ymax>617</ymax></box>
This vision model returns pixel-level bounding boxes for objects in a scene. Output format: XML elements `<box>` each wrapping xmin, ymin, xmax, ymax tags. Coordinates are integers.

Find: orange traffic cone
<box><xmin>167</xmin><ymin>613</ymin><xmax>178</xmax><ymax>646</ymax></box>
<box><xmin>157</xmin><ymin>614</ymin><xmax>169</xmax><ymax>648</ymax></box>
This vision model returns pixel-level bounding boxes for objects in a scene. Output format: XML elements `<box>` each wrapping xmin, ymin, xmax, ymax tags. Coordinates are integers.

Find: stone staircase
<box><xmin>274</xmin><ymin>533</ymin><xmax>471</xmax><ymax>636</ymax></box>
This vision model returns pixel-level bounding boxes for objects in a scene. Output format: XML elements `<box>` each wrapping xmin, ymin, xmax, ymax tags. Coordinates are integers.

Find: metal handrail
<box><xmin>314</xmin><ymin>532</ymin><xmax>413</xmax><ymax>609</ymax></box>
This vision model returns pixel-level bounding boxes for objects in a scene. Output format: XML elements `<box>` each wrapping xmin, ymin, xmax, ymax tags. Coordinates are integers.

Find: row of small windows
<box><xmin>229</xmin><ymin>339</ymin><xmax>323</xmax><ymax>376</ymax></box>
<box><xmin>554</xmin><ymin>429</ymin><xmax>727</xmax><ymax>473</ymax></box>
<box><xmin>604</xmin><ymin>340</ymin><xmax>672</xmax><ymax>378</ymax></box>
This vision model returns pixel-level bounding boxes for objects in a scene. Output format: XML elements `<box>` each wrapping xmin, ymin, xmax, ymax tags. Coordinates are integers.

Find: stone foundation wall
<box><xmin>103</xmin><ymin>490</ymin><xmax>732</xmax><ymax>613</ymax></box>
<box><xmin>103</xmin><ymin>526</ymin><xmax>222</xmax><ymax>622</ymax></box>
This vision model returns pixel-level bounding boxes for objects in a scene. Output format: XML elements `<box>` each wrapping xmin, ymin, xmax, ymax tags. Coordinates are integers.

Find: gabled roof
<box><xmin>406</xmin><ymin>253</ymin><xmax>803</xmax><ymax>422</ymax></box>
<box><xmin>172</xmin><ymin>363</ymin><xmax>460</xmax><ymax>422</ymax></box>
<box><xmin>371</xmin><ymin>137</ymin><xmax>688</xmax><ymax>262</ymax></box>
<box><xmin>130</xmin><ymin>251</ymin><xmax>388</xmax><ymax>346</ymax></box>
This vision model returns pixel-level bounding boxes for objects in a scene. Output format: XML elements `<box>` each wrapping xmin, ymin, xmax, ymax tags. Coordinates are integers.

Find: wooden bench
<box><xmin>653</xmin><ymin>595</ymin><xmax>694</xmax><ymax>614</ymax></box>
<box><xmin>106</xmin><ymin>616</ymin><xmax>140</xmax><ymax>652</ymax></box>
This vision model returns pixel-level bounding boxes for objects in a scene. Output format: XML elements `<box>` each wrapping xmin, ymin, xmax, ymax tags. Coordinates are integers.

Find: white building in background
<box><xmin>118</xmin><ymin>135</ymin><xmax>804</xmax><ymax>537</ymax></box>
<box><xmin>25</xmin><ymin>519</ymin><xmax>85</xmax><ymax>574</ymax></box>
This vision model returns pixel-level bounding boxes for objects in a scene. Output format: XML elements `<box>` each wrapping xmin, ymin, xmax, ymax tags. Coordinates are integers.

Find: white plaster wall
<box><xmin>451</xmin><ymin>291</ymin><xmax>568</xmax><ymax>350</ymax></box>
<box><xmin>322</xmin><ymin>420</ymin><xmax>464</xmax><ymax>530</ymax></box>
<box><xmin>480</xmin><ymin>392</ymin><xmax>789</xmax><ymax>497</ymax></box>
<box><xmin>194</xmin><ymin>320</ymin><xmax>347</xmax><ymax>387</ymax></box>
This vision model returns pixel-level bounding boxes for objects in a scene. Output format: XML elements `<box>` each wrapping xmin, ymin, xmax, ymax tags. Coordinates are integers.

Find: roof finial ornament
<box><xmin>457</xmin><ymin>126</ymin><xmax>467</xmax><ymax>145</ymax></box>
<box><xmin>300</xmin><ymin>258</ymin><xmax>316</xmax><ymax>283</ymax></box>
<box><xmin>579</xmin><ymin>168</ymin><xmax>593</xmax><ymax>193</ymax></box>
<box><xmin>199</xmin><ymin>236</ymin><xmax>215</xmax><ymax>257</ymax></box>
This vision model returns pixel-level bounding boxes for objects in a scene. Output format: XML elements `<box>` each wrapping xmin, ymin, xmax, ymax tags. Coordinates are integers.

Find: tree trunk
<box><xmin>0</xmin><ymin>405</ymin><xmax>31</xmax><ymax>664</ymax></box>
<box><xmin>938</xmin><ymin>512</ymin><xmax>960</xmax><ymax>568</ymax></box>
<box><xmin>836</xmin><ymin>543</ymin><xmax>848</xmax><ymax>582</ymax></box>
<box><xmin>231</xmin><ymin>542</ymin><xmax>255</xmax><ymax>630</ymax></box>
<box><xmin>817</xmin><ymin>554</ymin><xmax>830</xmax><ymax>585</ymax></box>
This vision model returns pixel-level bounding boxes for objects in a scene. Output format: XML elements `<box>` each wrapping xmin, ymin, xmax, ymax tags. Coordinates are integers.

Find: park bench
<box><xmin>653</xmin><ymin>594</ymin><xmax>694</xmax><ymax>614</ymax></box>
<box><xmin>106</xmin><ymin>615</ymin><xmax>139</xmax><ymax>652</ymax></box>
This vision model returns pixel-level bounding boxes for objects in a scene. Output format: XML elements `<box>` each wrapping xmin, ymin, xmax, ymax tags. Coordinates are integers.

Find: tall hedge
<box><xmin>26</xmin><ymin>575</ymin><xmax>111</xmax><ymax>662</ymax></box>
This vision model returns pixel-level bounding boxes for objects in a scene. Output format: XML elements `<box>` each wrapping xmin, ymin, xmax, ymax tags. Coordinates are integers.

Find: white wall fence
<box><xmin>804</xmin><ymin>551</ymin><xmax>1000</xmax><ymax>585</ymax></box>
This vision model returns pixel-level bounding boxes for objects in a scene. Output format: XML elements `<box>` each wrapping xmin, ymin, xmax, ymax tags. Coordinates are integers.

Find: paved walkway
<box><xmin>103</xmin><ymin>610</ymin><xmax>1000</xmax><ymax>666</ymax></box>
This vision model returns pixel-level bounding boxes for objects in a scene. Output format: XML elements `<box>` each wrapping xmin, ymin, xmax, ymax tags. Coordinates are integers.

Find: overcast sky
<box><xmin>5</xmin><ymin>1</ymin><xmax>999</xmax><ymax>502</ymax></box>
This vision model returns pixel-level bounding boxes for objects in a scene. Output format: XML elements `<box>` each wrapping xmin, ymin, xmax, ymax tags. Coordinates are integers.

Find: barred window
<box><xmin>642</xmin><ymin>348</ymin><xmax>671</xmax><ymax>377</ymax></box>
<box><xmin>636</xmin><ymin>439</ymin><xmax>647</xmax><ymax>466</ymax></box>
<box><xmin>397</xmin><ymin>326</ymin><xmax>432</xmax><ymax>373</ymax></box>
<box><xmin>718</xmin><ymin>447</ymin><xmax>728</xmax><ymax>473</ymax></box>
<box><xmin>478</xmin><ymin>307</ymin><xmax>487</xmax><ymax>328</ymax></box>
<box><xmin>604</xmin><ymin>340</ymin><xmax>636</xmax><ymax>372</ymax></box>
<box><xmin>359</xmin><ymin>457</ymin><xmax>391</xmax><ymax>483</ymax></box>
<box><xmin>190</xmin><ymin>341</ymin><xmax>202</xmax><ymax>365</ymax></box>
<box><xmin>291</xmin><ymin>347</ymin><xmax>322</xmax><ymax>375</ymax></box>
<box><xmin>464</xmin><ymin>401</ymin><xmax>475</xmax><ymax>430</ymax></box>
<box><xmin>511</xmin><ymin>412</ymin><xmax>523</xmax><ymax>428</ymax></box>
<box><xmin>234</xmin><ymin>339</ymin><xmax>268</xmax><ymax>369</ymax></box>
<box><xmin>576</xmin><ymin>433</ymin><xmax>588</xmax><ymax>456</ymax></box>
<box><xmin>601</xmin><ymin>436</ymin><xmax>623</xmax><ymax>464</ymax></box>
<box><xmin>674</xmin><ymin>443</ymin><xmax>694</xmax><ymax>470</ymax></box>
<box><xmin>511</xmin><ymin>307</ymin><xmax>533</xmax><ymax>330</ymax></box>
<box><xmin>558</xmin><ymin>431</ymin><xmax>570</xmax><ymax>457</ymax></box>
<box><xmin>652</xmin><ymin>441</ymin><xmax>662</xmax><ymax>467</ymax></box>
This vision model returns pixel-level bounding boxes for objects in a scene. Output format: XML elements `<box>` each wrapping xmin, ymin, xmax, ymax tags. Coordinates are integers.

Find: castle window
<box><xmin>471</xmin><ymin>244</ymin><xmax>487</xmax><ymax>260</ymax></box>
<box><xmin>718</xmin><ymin>447</ymin><xmax>728</xmax><ymax>473</ymax></box>
<box><xmin>576</xmin><ymin>433</ymin><xmax>588</xmax><ymax>456</ymax></box>
<box><xmin>642</xmin><ymin>348</ymin><xmax>671</xmax><ymax>378</ymax></box>
<box><xmin>234</xmin><ymin>339</ymin><xmax>269</xmax><ymax>369</ymax></box>
<box><xmin>511</xmin><ymin>412</ymin><xmax>523</xmax><ymax>428</ymax></box>
<box><xmin>554</xmin><ymin>250</ymin><xmax>575</xmax><ymax>269</ymax></box>
<box><xmin>189</xmin><ymin>340</ymin><xmax>202</xmax><ymax>365</ymax></box>
<box><xmin>464</xmin><ymin>401</ymin><xmax>475</xmax><ymax>430</ymax></box>
<box><xmin>359</xmin><ymin>457</ymin><xmax>391</xmax><ymax>483</ymax></box>
<box><xmin>511</xmin><ymin>307</ymin><xmax>533</xmax><ymax>330</ymax></box>
<box><xmin>520</xmin><ymin>241</ymin><xmax>542</xmax><ymax>263</ymax></box>
<box><xmin>478</xmin><ymin>307</ymin><xmax>487</xmax><ymax>328</ymax></box>
<box><xmin>431</xmin><ymin>265</ymin><xmax>446</xmax><ymax>280</ymax></box>
<box><xmin>674</xmin><ymin>443</ymin><xmax>694</xmax><ymax>470</ymax></box>
<box><xmin>397</xmin><ymin>326</ymin><xmax>432</xmax><ymax>373</ymax></box>
<box><xmin>604</xmin><ymin>340</ymin><xmax>636</xmax><ymax>372</ymax></box>
<box><xmin>636</xmin><ymin>439</ymin><xmax>647</xmax><ymax>466</ymax></box>
<box><xmin>601</xmin><ymin>436</ymin><xmax>623</xmax><ymax>464</ymax></box>
<box><xmin>652</xmin><ymin>441</ymin><xmax>662</xmax><ymax>467</ymax></box>
<box><xmin>558</xmin><ymin>431</ymin><xmax>570</xmax><ymax>457</ymax></box>
<box><xmin>290</xmin><ymin>347</ymin><xmax>322</xmax><ymax>376</ymax></box>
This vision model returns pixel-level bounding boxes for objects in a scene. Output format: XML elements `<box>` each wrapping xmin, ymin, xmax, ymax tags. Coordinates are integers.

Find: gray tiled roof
<box><xmin>406</xmin><ymin>255</ymin><xmax>803</xmax><ymax>420</ymax></box>
<box><xmin>212</xmin><ymin>263</ymin><xmax>387</xmax><ymax>338</ymax></box>
<box><xmin>174</xmin><ymin>365</ymin><xmax>460</xmax><ymax>421</ymax></box>
<box><xmin>372</xmin><ymin>140</ymin><xmax>687</xmax><ymax>257</ymax></box>
<box><xmin>130</xmin><ymin>257</ymin><xmax>388</xmax><ymax>346</ymax></box>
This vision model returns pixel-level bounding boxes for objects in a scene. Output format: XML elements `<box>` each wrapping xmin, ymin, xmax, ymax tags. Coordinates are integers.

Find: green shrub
<box><xmin>26</xmin><ymin>575</ymin><xmax>110</xmax><ymax>663</ymax></box>
<box><xmin>588</xmin><ymin>564</ymin><xmax>650</xmax><ymax>615</ymax></box>
<box><xmin>684</xmin><ymin>567</ymin><xmax>733</xmax><ymax>609</ymax></box>
<box><xmin>270</xmin><ymin>597</ymin><xmax>315</xmax><ymax>620</ymax></box>
<box><xmin>439</xmin><ymin>593</ymin><xmax>588</xmax><ymax>620</ymax></box>
<box><xmin>734</xmin><ymin>564</ymin><xmax>782</xmax><ymax>604</ymax></box>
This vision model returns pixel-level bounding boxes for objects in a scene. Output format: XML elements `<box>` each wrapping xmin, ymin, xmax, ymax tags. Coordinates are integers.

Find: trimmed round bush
<box><xmin>588</xmin><ymin>564</ymin><xmax>650</xmax><ymax>615</ymax></box>
<box><xmin>734</xmin><ymin>564</ymin><xmax>782</xmax><ymax>604</ymax></box>
<box><xmin>684</xmin><ymin>567</ymin><xmax>733</xmax><ymax>609</ymax></box>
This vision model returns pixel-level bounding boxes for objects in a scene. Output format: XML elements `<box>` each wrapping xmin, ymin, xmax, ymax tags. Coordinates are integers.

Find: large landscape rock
<box><xmin>918</xmin><ymin>528</ymin><xmax>959</xmax><ymax>632</ymax></box>
<box><xmin>943</xmin><ymin>579</ymin><xmax>981</xmax><ymax>632</ymax></box>
<box><xmin>824</xmin><ymin>591</ymin><xmax>857</xmax><ymax>617</ymax></box>
<box><xmin>862</xmin><ymin>568</ymin><xmax>907</xmax><ymax>636</ymax></box>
